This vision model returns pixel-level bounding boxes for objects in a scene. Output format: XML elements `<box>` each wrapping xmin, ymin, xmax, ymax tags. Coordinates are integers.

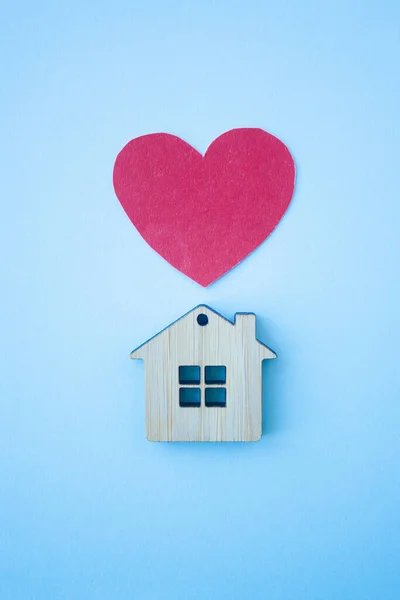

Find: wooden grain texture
<box><xmin>131</xmin><ymin>305</ymin><xmax>276</xmax><ymax>442</ymax></box>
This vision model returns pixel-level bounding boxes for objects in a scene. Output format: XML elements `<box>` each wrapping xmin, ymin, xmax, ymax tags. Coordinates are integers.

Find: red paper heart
<box><xmin>113</xmin><ymin>128</ymin><xmax>295</xmax><ymax>286</ymax></box>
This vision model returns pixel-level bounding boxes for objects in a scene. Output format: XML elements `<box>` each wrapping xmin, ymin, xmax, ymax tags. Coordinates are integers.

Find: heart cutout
<box><xmin>113</xmin><ymin>128</ymin><xmax>295</xmax><ymax>286</ymax></box>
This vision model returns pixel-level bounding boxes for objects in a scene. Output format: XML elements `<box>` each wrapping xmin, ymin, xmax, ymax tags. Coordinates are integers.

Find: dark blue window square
<box><xmin>205</xmin><ymin>366</ymin><xmax>226</xmax><ymax>384</ymax></box>
<box><xmin>205</xmin><ymin>388</ymin><xmax>226</xmax><ymax>407</ymax></box>
<box><xmin>179</xmin><ymin>388</ymin><xmax>201</xmax><ymax>407</ymax></box>
<box><xmin>179</xmin><ymin>366</ymin><xmax>200</xmax><ymax>385</ymax></box>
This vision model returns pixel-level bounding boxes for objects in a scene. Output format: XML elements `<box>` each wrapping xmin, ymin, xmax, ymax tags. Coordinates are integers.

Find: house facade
<box><xmin>131</xmin><ymin>305</ymin><xmax>276</xmax><ymax>442</ymax></box>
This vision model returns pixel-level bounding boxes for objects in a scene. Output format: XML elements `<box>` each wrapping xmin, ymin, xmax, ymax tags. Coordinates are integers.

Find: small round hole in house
<box><xmin>197</xmin><ymin>313</ymin><xmax>208</xmax><ymax>326</ymax></box>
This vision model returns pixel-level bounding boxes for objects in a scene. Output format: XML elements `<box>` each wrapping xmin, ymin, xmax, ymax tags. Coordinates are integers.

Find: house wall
<box><xmin>132</xmin><ymin>306</ymin><xmax>267</xmax><ymax>441</ymax></box>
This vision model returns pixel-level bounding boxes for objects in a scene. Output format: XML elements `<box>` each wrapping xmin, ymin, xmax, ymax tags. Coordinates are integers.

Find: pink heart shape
<box><xmin>113</xmin><ymin>128</ymin><xmax>295</xmax><ymax>286</ymax></box>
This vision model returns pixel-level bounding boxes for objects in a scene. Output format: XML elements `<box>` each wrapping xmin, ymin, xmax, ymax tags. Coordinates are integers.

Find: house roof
<box><xmin>130</xmin><ymin>304</ymin><xmax>277</xmax><ymax>358</ymax></box>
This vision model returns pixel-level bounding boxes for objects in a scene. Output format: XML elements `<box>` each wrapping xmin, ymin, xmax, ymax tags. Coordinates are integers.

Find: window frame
<box><xmin>178</xmin><ymin>365</ymin><xmax>227</xmax><ymax>408</ymax></box>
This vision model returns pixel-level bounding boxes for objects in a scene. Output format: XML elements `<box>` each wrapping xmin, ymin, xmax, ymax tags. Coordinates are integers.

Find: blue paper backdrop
<box><xmin>1</xmin><ymin>1</ymin><xmax>400</xmax><ymax>599</ymax></box>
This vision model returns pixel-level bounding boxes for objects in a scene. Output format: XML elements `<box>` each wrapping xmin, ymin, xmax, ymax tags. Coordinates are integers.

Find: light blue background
<box><xmin>1</xmin><ymin>1</ymin><xmax>400</xmax><ymax>599</ymax></box>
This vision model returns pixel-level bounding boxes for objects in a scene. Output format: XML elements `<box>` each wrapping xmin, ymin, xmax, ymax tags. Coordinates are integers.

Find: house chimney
<box><xmin>234</xmin><ymin>313</ymin><xmax>256</xmax><ymax>338</ymax></box>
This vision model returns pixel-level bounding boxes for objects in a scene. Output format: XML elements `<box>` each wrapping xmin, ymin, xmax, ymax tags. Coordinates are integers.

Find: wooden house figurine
<box><xmin>131</xmin><ymin>305</ymin><xmax>276</xmax><ymax>442</ymax></box>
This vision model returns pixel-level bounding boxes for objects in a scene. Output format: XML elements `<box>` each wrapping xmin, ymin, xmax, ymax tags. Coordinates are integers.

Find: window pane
<box><xmin>205</xmin><ymin>388</ymin><xmax>226</xmax><ymax>407</ymax></box>
<box><xmin>179</xmin><ymin>388</ymin><xmax>201</xmax><ymax>407</ymax></box>
<box><xmin>179</xmin><ymin>366</ymin><xmax>200</xmax><ymax>385</ymax></box>
<box><xmin>205</xmin><ymin>366</ymin><xmax>226</xmax><ymax>384</ymax></box>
